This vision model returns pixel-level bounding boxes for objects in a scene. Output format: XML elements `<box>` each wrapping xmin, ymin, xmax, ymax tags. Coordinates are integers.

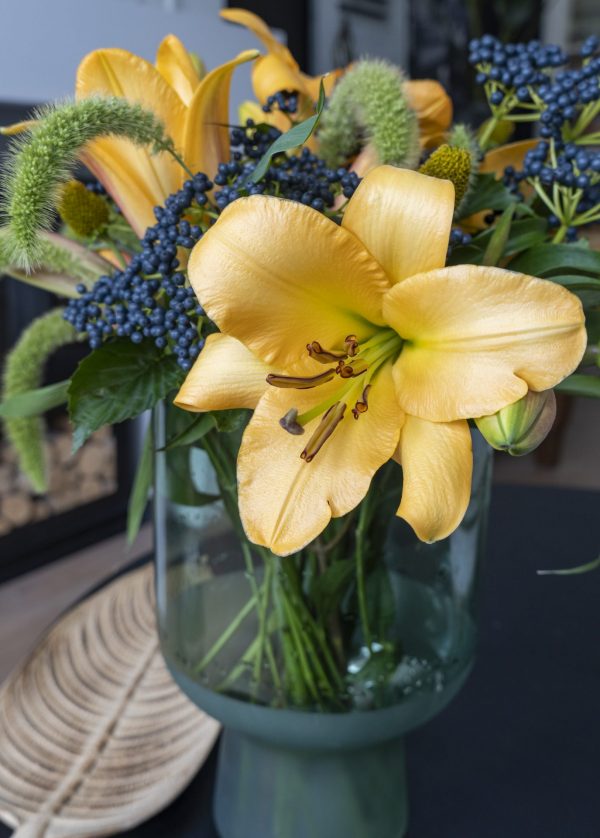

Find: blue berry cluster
<box><xmin>504</xmin><ymin>140</ymin><xmax>600</xmax><ymax>241</ymax></box>
<box><xmin>263</xmin><ymin>90</ymin><xmax>299</xmax><ymax>114</ymax></box>
<box><xmin>469</xmin><ymin>34</ymin><xmax>567</xmax><ymax>98</ymax></box>
<box><xmin>64</xmin><ymin>173</ymin><xmax>211</xmax><ymax>370</ymax></box>
<box><xmin>64</xmin><ymin>119</ymin><xmax>362</xmax><ymax>369</ymax></box>
<box><xmin>447</xmin><ymin>228</ymin><xmax>472</xmax><ymax>254</ymax></box>
<box><xmin>214</xmin><ymin>120</ymin><xmax>360</xmax><ymax>211</ymax></box>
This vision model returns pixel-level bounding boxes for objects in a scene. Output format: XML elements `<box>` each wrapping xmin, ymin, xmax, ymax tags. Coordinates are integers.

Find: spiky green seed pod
<box><xmin>2</xmin><ymin>97</ymin><xmax>174</xmax><ymax>270</ymax></box>
<box><xmin>2</xmin><ymin>309</ymin><xmax>79</xmax><ymax>493</ymax></box>
<box><xmin>57</xmin><ymin>180</ymin><xmax>110</xmax><ymax>238</ymax></box>
<box><xmin>318</xmin><ymin>59</ymin><xmax>420</xmax><ymax>170</ymax></box>
<box><xmin>419</xmin><ymin>144</ymin><xmax>472</xmax><ymax>207</ymax></box>
<box><xmin>475</xmin><ymin>390</ymin><xmax>557</xmax><ymax>457</ymax></box>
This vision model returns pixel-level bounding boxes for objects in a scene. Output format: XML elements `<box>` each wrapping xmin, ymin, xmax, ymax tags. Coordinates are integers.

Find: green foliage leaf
<box><xmin>455</xmin><ymin>173</ymin><xmax>516</xmax><ymax>218</ymax></box>
<box><xmin>532</xmin><ymin>274</ymin><xmax>600</xmax><ymax>292</ymax></box>
<box><xmin>68</xmin><ymin>340</ymin><xmax>183</xmax><ymax>451</ymax></box>
<box><xmin>555</xmin><ymin>374</ymin><xmax>600</xmax><ymax>399</ymax></box>
<box><xmin>163</xmin><ymin>413</ymin><xmax>216</xmax><ymax>450</ymax></box>
<box><xmin>0</xmin><ymin>379</ymin><xmax>69</xmax><ymax>418</ymax></box>
<box><xmin>507</xmin><ymin>243</ymin><xmax>600</xmax><ymax>277</ymax></box>
<box><xmin>127</xmin><ymin>425</ymin><xmax>153</xmax><ymax>544</ymax></box>
<box><xmin>482</xmin><ymin>204</ymin><xmax>515</xmax><ymax>266</ymax></box>
<box><xmin>213</xmin><ymin>409</ymin><xmax>251</xmax><ymax>433</ymax></box>
<box><xmin>310</xmin><ymin>559</ymin><xmax>355</xmax><ymax>618</ymax></box>
<box><xmin>249</xmin><ymin>81</ymin><xmax>326</xmax><ymax>185</ymax></box>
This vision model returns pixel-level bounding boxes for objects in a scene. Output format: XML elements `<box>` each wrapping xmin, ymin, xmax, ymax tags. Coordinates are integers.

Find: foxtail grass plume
<box><xmin>2</xmin><ymin>97</ymin><xmax>174</xmax><ymax>270</ymax></box>
<box><xmin>318</xmin><ymin>60</ymin><xmax>420</xmax><ymax>170</ymax></box>
<box><xmin>1</xmin><ymin>309</ymin><xmax>79</xmax><ymax>492</ymax></box>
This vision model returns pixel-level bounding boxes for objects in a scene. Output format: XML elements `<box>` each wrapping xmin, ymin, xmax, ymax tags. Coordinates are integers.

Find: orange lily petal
<box><xmin>220</xmin><ymin>7</ymin><xmax>298</xmax><ymax>67</ymax></box>
<box><xmin>174</xmin><ymin>334</ymin><xmax>269</xmax><ymax>412</ymax></box>
<box><xmin>405</xmin><ymin>79</ymin><xmax>452</xmax><ymax>146</ymax></box>
<box><xmin>183</xmin><ymin>50</ymin><xmax>259</xmax><ymax>181</ymax></box>
<box><xmin>155</xmin><ymin>34</ymin><xmax>203</xmax><ymax>106</ymax></box>
<box><xmin>76</xmin><ymin>47</ymin><xmax>186</xmax><ymax>228</ymax></box>
<box><xmin>396</xmin><ymin>416</ymin><xmax>473</xmax><ymax>542</ymax></box>
<box><xmin>300</xmin><ymin>69</ymin><xmax>344</xmax><ymax>102</ymax></box>
<box><xmin>187</xmin><ymin>196</ymin><xmax>390</xmax><ymax>369</ymax></box>
<box><xmin>237</xmin><ymin>363</ymin><xmax>404</xmax><ymax>555</ymax></box>
<box><xmin>384</xmin><ymin>265</ymin><xmax>587</xmax><ymax>421</ymax></box>
<box><xmin>342</xmin><ymin>166</ymin><xmax>454</xmax><ymax>284</ymax></box>
<box><xmin>251</xmin><ymin>53</ymin><xmax>303</xmax><ymax>103</ymax></box>
<box><xmin>79</xmin><ymin>142</ymin><xmax>174</xmax><ymax>237</ymax></box>
<box><xmin>479</xmin><ymin>139</ymin><xmax>538</xmax><ymax>175</ymax></box>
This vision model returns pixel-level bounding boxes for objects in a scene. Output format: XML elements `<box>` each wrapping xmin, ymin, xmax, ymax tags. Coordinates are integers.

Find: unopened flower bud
<box><xmin>475</xmin><ymin>390</ymin><xmax>556</xmax><ymax>457</ymax></box>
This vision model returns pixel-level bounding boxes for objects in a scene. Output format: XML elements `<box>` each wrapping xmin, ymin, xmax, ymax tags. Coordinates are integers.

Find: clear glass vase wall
<box><xmin>154</xmin><ymin>402</ymin><xmax>492</xmax><ymax>716</ymax></box>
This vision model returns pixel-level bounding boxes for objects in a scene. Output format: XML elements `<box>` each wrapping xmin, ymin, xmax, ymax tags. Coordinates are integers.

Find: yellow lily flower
<box><xmin>175</xmin><ymin>166</ymin><xmax>586</xmax><ymax>556</ymax></box>
<box><xmin>75</xmin><ymin>36</ymin><xmax>258</xmax><ymax>236</ymax></box>
<box><xmin>404</xmin><ymin>79</ymin><xmax>453</xmax><ymax>148</ymax></box>
<box><xmin>221</xmin><ymin>7</ymin><xmax>343</xmax><ymax>132</ymax></box>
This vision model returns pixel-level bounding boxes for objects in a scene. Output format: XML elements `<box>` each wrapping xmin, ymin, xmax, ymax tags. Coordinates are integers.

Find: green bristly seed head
<box><xmin>447</xmin><ymin>123</ymin><xmax>481</xmax><ymax>214</ymax></box>
<box><xmin>2</xmin><ymin>96</ymin><xmax>174</xmax><ymax>270</ymax></box>
<box><xmin>419</xmin><ymin>145</ymin><xmax>472</xmax><ymax>207</ymax></box>
<box><xmin>58</xmin><ymin>180</ymin><xmax>110</xmax><ymax>238</ymax></box>
<box><xmin>318</xmin><ymin>59</ymin><xmax>420</xmax><ymax>170</ymax></box>
<box><xmin>2</xmin><ymin>309</ymin><xmax>80</xmax><ymax>493</ymax></box>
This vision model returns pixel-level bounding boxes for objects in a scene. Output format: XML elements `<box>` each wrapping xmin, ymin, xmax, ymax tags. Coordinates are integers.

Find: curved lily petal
<box><xmin>183</xmin><ymin>50</ymin><xmax>259</xmax><ymax>180</ymax></box>
<box><xmin>396</xmin><ymin>416</ymin><xmax>472</xmax><ymax>541</ymax></box>
<box><xmin>404</xmin><ymin>79</ymin><xmax>452</xmax><ymax>147</ymax></box>
<box><xmin>187</xmin><ymin>196</ymin><xmax>390</xmax><ymax>368</ymax></box>
<box><xmin>479</xmin><ymin>139</ymin><xmax>538</xmax><ymax>175</ymax></box>
<box><xmin>251</xmin><ymin>52</ymin><xmax>305</xmax><ymax>103</ymax></box>
<box><xmin>79</xmin><ymin>140</ymin><xmax>173</xmax><ymax>236</ymax></box>
<box><xmin>342</xmin><ymin>166</ymin><xmax>454</xmax><ymax>284</ymax></box>
<box><xmin>174</xmin><ymin>334</ymin><xmax>269</xmax><ymax>412</ymax></box>
<box><xmin>237</xmin><ymin>363</ymin><xmax>404</xmax><ymax>555</ymax></box>
<box><xmin>76</xmin><ymin>47</ymin><xmax>186</xmax><ymax>230</ymax></box>
<box><xmin>220</xmin><ymin>7</ymin><xmax>298</xmax><ymax>67</ymax></box>
<box><xmin>384</xmin><ymin>265</ymin><xmax>587</xmax><ymax>421</ymax></box>
<box><xmin>155</xmin><ymin>34</ymin><xmax>203</xmax><ymax>106</ymax></box>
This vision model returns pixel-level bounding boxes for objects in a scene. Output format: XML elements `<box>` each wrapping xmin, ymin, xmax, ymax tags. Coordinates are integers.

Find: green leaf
<box><xmin>555</xmin><ymin>374</ymin><xmax>600</xmax><ymax>399</ymax></box>
<box><xmin>0</xmin><ymin>379</ymin><xmax>69</xmax><ymax>418</ymax></box>
<box><xmin>507</xmin><ymin>243</ymin><xmax>600</xmax><ymax>277</ymax></box>
<box><xmin>310</xmin><ymin>559</ymin><xmax>356</xmax><ymax>618</ymax></box>
<box><xmin>482</xmin><ymin>204</ymin><xmax>515</xmax><ymax>266</ymax></box>
<box><xmin>537</xmin><ymin>554</ymin><xmax>600</xmax><ymax>576</ymax></box>
<box><xmin>127</xmin><ymin>425</ymin><xmax>153</xmax><ymax>544</ymax></box>
<box><xmin>249</xmin><ymin>81</ymin><xmax>326</xmax><ymax>185</ymax></box>
<box><xmin>213</xmin><ymin>408</ymin><xmax>250</xmax><ymax>433</ymax></box>
<box><xmin>68</xmin><ymin>340</ymin><xmax>183</xmax><ymax>451</ymax></box>
<box><xmin>456</xmin><ymin>173</ymin><xmax>516</xmax><ymax>218</ymax></box>
<box><xmin>446</xmin><ymin>244</ymin><xmax>483</xmax><ymax>266</ymax></box>
<box><xmin>163</xmin><ymin>412</ymin><xmax>216</xmax><ymax>450</ymax></box>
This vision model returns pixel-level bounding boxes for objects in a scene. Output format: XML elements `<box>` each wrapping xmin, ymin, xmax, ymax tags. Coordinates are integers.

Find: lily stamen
<box><xmin>306</xmin><ymin>340</ymin><xmax>347</xmax><ymax>364</ymax></box>
<box><xmin>279</xmin><ymin>408</ymin><xmax>305</xmax><ymax>435</ymax></box>
<box><xmin>338</xmin><ymin>360</ymin><xmax>368</xmax><ymax>378</ymax></box>
<box><xmin>352</xmin><ymin>384</ymin><xmax>372</xmax><ymax>419</ymax></box>
<box><xmin>345</xmin><ymin>335</ymin><xmax>359</xmax><ymax>356</ymax></box>
<box><xmin>301</xmin><ymin>403</ymin><xmax>346</xmax><ymax>462</ymax></box>
<box><xmin>267</xmin><ymin>369</ymin><xmax>335</xmax><ymax>389</ymax></box>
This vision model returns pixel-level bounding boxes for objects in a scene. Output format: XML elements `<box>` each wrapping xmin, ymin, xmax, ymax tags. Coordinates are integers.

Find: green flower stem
<box><xmin>194</xmin><ymin>593</ymin><xmax>259</xmax><ymax>673</ymax></box>
<box><xmin>253</xmin><ymin>558</ymin><xmax>274</xmax><ymax>685</ymax></box>
<box><xmin>355</xmin><ymin>492</ymin><xmax>374</xmax><ymax>650</ymax></box>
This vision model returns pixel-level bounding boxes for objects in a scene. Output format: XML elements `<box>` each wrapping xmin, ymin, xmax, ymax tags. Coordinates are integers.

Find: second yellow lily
<box><xmin>76</xmin><ymin>35</ymin><xmax>258</xmax><ymax>235</ymax></box>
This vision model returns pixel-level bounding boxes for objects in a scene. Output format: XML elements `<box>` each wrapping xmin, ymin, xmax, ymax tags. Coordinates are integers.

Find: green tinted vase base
<box><xmin>213</xmin><ymin>727</ymin><xmax>408</xmax><ymax>838</ymax></box>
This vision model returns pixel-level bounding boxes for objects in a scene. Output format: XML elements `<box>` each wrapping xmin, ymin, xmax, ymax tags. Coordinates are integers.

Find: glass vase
<box><xmin>154</xmin><ymin>401</ymin><xmax>492</xmax><ymax>838</ymax></box>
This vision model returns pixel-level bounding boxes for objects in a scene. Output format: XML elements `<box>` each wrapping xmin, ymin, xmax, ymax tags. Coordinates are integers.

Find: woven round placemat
<box><xmin>0</xmin><ymin>564</ymin><xmax>221</xmax><ymax>838</ymax></box>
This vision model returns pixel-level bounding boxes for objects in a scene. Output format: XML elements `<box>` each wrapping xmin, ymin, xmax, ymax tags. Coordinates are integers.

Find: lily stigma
<box><xmin>175</xmin><ymin>166</ymin><xmax>586</xmax><ymax>556</ymax></box>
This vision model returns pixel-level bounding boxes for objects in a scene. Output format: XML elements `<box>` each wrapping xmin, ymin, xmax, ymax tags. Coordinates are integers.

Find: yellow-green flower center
<box><xmin>268</xmin><ymin>328</ymin><xmax>403</xmax><ymax>461</ymax></box>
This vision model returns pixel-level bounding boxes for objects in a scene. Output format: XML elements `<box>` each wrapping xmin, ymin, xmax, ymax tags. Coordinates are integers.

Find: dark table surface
<box><xmin>2</xmin><ymin>483</ymin><xmax>599</xmax><ymax>837</ymax></box>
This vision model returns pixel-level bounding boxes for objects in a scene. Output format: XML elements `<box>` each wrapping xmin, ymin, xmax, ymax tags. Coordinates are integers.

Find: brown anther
<box><xmin>267</xmin><ymin>369</ymin><xmax>335</xmax><ymax>389</ymax></box>
<box><xmin>345</xmin><ymin>334</ymin><xmax>359</xmax><ymax>357</ymax></box>
<box><xmin>351</xmin><ymin>384</ymin><xmax>372</xmax><ymax>420</ymax></box>
<box><xmin>301</xmin><ymin>403</ymin><xmax>346</xmax><ymax>462</ymax></box>
<box><xmin>306</xmin><ymin>340</ymin><xmax>347</xmax><ymax>364</ymax></box>
<box><xmin>338</xmin><ymin>361</ymin><xmax>367</xmax><ymax>379</ymax></box>
<box><xmin>279</xmin><ymin>408</ymin><xmax>305</xmax><ymax>435</ymax></box>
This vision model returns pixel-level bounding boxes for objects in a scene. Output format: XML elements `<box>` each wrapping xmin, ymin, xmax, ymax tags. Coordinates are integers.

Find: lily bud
<box><xmin>475</xmin><ymin>390</ymin><xmax>557</xmax><ymax>457</ymax></box>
